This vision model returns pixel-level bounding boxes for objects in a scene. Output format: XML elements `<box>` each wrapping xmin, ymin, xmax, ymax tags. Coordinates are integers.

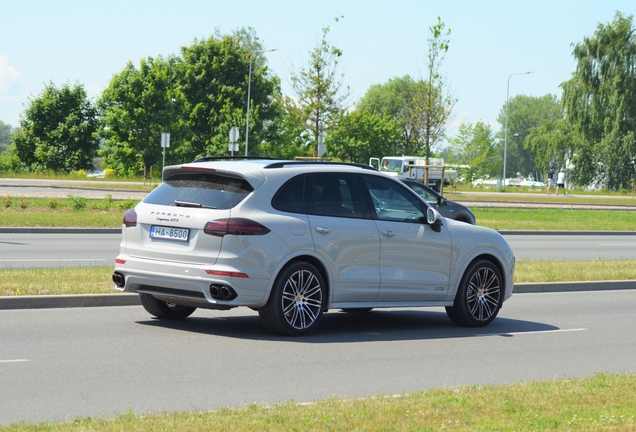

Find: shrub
<box><xmin>18</xmin><ymin>198</ymin><xmax>28</xmax><ymax>209</ymax></box>
<box><xmin>67</xmin><ymin>194</ymin><xmax>87</xmax><ymax>210</ymax></box>
<box><xmin>48</xmin><ymin>198</ymin><xmax>59</xmax><ymax>209</ymax></box>
<box><xmin>1</xmin><ymin>194</ymin><xmax>11</xmax><ymax>208</ymax></box>
<box><xmin>119</xmin><ymin>198</ymin><xmax>136</xmax><ymax>209</ymax></box>
<box><xmin>104</xmin><ymin>168</ymin><xmax>115</xmax><ymax>177</ymax></box>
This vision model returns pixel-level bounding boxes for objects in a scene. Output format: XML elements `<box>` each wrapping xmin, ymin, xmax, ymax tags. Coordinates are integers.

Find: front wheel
<box><xmin>139</xmin><ymin>293</ymin><xmax>196</xmax><ymax>319</ymax></box>
<box><xmin>446</xmin><ymin>259</ymin><xmax>503</xmax><ymax>327</ymax></box>
<box><xmin>259</xmin><ymin>262</ymin><xmax>326</xmax><ymax>336</ymax></box>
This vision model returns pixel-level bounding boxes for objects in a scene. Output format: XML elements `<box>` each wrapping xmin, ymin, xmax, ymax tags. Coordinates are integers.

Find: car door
<box><xmin>361</xmin><ymin>175</ymin><xmax>452</xmax><ymax>302</ymax></box>
<box><xmin>306</xmin><ymin>173</ymin><xmax>381</xmax><ymax>303</ymax></box>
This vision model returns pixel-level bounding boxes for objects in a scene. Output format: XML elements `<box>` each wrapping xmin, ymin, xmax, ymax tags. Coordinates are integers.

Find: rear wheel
<box><xmin>139</xmin><ymin>293</ymin><xmax>196</xmax><ymax>319</ymax></box>
<box><xmin>446</xmin><ymin>259</ymin><xmax>503</xmax><ymax>327</ymax></box>
<box><xmin>259</xmin><ymin>262</ymin><xmax>326</xmax><ymax>336</ymax></box>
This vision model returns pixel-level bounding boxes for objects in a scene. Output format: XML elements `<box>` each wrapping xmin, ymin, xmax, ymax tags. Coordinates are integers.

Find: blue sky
<box><xmin>1</xmin><ymin>0</ymin><xmax>635</xmax><ymax>147</ymax></box>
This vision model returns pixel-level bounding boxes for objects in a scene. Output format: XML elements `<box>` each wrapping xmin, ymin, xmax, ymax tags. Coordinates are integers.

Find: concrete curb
<box><xmin>1</xmin><ymin>281</ymin><xmax>635</xmax><ymax>310</ymax></box>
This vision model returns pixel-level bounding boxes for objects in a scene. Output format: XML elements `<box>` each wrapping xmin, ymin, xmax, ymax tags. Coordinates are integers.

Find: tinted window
<box><xmin>272</xmin><ymin>175</ymin><xmax>306</xmax><ymax>214</ymax></box>
<box><xmin>308</xmin><ymin>173</ymin><xmax>364</xmax><ymax>218</ymax></box>
<box><xmin>144</xmin><ymin>174</ymin><xmax>253</xmax><ymax>209</ymax></box>
<box><xmin>405</xmin><ymin>181</ymin><xmax>438</xmax><ymax>204</ymax></box>
<box><xmin>363</xmin><ymin>175</ymin><xmax>425</xmax><ymax>222</ymax></box>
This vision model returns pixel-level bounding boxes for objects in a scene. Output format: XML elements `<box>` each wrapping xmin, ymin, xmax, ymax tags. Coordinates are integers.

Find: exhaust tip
<box><xmin>210</xmin><ymin>284</ymin><xmax>237</xmax><ymax>301</ymax></box>
<box><xmin>112</xmin><ymin>272</ymin><xmax>125</xmax><ymax>289</ymax></box>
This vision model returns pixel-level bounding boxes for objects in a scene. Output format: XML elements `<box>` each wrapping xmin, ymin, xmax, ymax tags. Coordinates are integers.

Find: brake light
<box><xmin>204</xmin><ymin>269</ymin><xmax>249</xmax><ymax>278</ymax></box>
<box><xmin>123</xmin><ymin>209</ymin><xmax>137</xmax><ymax>227</ymax></box>
<box><xmin>203</xmin><ymin>218</ymin><xmax>271</xmax><ymax>236</ymax></box>
<box><xmin>116</xmin><ymin>258</ymin><xmax>126</xmax><ymax>264</ymax></box>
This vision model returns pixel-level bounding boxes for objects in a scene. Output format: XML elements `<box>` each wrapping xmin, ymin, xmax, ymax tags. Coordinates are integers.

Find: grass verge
<box><xmin>2</xmin><ymin>372</ymin><xmax>635</xmax><ymax>431</ymax></box>
<box><xmin>1</xmin><ymin>260</ymin><xmax>635</xmax><ymax>296</ymax></box>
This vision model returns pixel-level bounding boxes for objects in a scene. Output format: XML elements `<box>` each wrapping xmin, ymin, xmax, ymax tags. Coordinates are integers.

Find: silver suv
<box><xmin>113</xmin><ymin>159</ymin><xmax>515</xmax><ymax>336</ymax></box>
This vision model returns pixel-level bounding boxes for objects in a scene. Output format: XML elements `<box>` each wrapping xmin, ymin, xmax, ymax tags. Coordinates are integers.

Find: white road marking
<box><xmin>474</xmin><ymin>328</ymin><xmax>587</xmax><ymax>337</ymax></box>
<box><xmin>0</xmin><ymin>359</ymin><xmax>30</xmax><ymax>363</ymax></box>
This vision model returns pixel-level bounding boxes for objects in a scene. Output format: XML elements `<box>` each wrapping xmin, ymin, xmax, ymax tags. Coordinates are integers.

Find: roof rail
<box><xmin>191</xmin><ymin>156</ymin><xmax>279</xmax><ymax>163</ymax></box>
<box><xmin>264</xmin><ymin>161</ymin><xmax>378</xmax><ymax>171</ymax></box>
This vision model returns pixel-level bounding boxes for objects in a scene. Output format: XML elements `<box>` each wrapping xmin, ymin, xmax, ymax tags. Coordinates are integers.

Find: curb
<box><xmin>1</xmin><ymin>281</ymin><xmax>634</xmax><ymax>310</ymax></box>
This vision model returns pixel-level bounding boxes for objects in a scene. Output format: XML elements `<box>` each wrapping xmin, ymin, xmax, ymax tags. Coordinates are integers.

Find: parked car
<box><xmin>86</xmin><ymin>170</ymin><xmax>105</xmax><ymax>178</ymax></box>
<box><xmin>112</xmin><ymin>158</ymin><xmax>515</xmax><ymax>336</ymax></box>
<box><xmin>400</xmin><ymin>178</ymin><xmax>476</xmax><ymax>224</ymax></box>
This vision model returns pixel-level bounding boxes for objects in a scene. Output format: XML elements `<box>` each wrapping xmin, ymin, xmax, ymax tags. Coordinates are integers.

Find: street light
<box><xmin>503</xmin><ymin>71</ymin><xmax>533</xmax><ymax>188</ymax></box>
<box><xmin>245</xmin><ymin>48</ymin><xmax>277</xmax><ymax>156</ymax></box>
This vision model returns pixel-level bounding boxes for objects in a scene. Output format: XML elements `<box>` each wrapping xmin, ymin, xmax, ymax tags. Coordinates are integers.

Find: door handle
<box><xmin>381</xmin><ymin>230</ymin><xmax>396</xmax><ymax>237</ymax></box>
<box><xmin>315</xmin><ymin>227</ymin><xmax>331</xmax><ymax>234</ymax></box>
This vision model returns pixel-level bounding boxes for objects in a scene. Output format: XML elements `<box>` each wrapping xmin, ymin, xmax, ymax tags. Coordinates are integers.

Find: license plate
<box><xmin>150</xmin><ymin>225</ymin><xmax>189</xmax><ymax>242</ymax></box>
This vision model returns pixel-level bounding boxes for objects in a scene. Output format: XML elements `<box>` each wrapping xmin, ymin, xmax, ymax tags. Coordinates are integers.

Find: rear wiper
<box><xmin>174</xmin><ymin>200</ymin><xmax>216</xmax><ymax>209</ymax></box>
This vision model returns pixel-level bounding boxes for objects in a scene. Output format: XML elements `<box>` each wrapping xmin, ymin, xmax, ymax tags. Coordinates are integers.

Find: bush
<box><xmin>48</xmin><ymin>198</ymin><xmax>59</xmax><ymax>209</ymax></box>
<box><xmin>18</xmin><ymin>198</ymin><xmax>28</xmax><ymax>209</ymax></box>
<box><xmin>1</xmin><ymin>194</ymin><xmax>11</xmax><ymax>208</ymax></box>
<box><xmin>67</xmin><ymin>194</ymin><xmax>87</xmax><ymax>210</ymax></box>
<box><xmin>104</xmin><ymin>168</ymin><xmax>115</xmax><ymax>177</ymax></box>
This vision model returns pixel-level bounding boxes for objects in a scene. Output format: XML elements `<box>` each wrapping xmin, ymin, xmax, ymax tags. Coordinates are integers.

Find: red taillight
<box><xmin>204</xmin><ymin>269</ymin><xmax>249</xmax><ymax>278</ymax></box>
<box><xmin>116</xmin><ymin>258</ymin><xmax>126</xmax><ymax>264</ymax></box>
<box><xmin>203</xmin><ymin>218</ymin><xmax>271</xmax><ymax>237</ymax></box>
<box><xmin>123</xmin><ymin>209</ymin><xmax>137</xmax><ymax>227</ymax></box>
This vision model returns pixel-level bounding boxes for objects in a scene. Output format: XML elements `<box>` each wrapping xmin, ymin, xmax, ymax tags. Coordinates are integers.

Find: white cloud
<box><xmin>0</xmin><ymin>55</ymin><xmax>24</xmax><ymax>96</ymax></box>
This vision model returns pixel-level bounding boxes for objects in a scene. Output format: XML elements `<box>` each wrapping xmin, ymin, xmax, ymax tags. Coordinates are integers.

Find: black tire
<box><xmin>340</xmin><ymin>308</ymin><xmax>373</xmax><ymax>313</ymax></box>
<box><xmin>139</xmin><ymin>293</ymin><xmax>196</xmax><ymax>319</ymax></box>
<box><xmin>259</xmin><ymin>261</ymin><xmax>326</xmax><ymax>336</ymax></box>
<box><xmin>446</xmin><ymin>259</ymin><xmax>503</xmax><ymax>327</ymax></box>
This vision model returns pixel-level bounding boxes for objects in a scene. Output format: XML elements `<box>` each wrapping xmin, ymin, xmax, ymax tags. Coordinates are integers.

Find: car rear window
<box><xmin>143</xmin><ymin>173</ymin><xmax>253</xmax><ymax>210</ymax></box>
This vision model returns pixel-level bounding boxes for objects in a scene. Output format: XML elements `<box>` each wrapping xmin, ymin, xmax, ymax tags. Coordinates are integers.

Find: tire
<box><xmin>446</xmin><ymin>259</ymin><xmax>503</xmax><ymax>327</ymax></box>
<box><xmin>340</xmin><ymin>308</ymin><xmax>373</xmax><ymax>313</ymax></box>
<box><xmin>139</xmin><ymin>293</ymin><xmax>196</xmax><ymax>319</ymax></box>
<box><xmin>259</xmin><ymin>262</ymin><xmax>326</xmax><ymax>336</ymax></box>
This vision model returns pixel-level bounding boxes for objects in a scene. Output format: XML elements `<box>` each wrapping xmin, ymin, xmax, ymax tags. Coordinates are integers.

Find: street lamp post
<box><xmin>504</xmin><ymin>71</ymin><xmax>533</xmax><ymax>188</ymax></box>
<box><xmin>245</xmin><ymin>48</ymin><xmax>277</xmax><ymax>156</ymax></box>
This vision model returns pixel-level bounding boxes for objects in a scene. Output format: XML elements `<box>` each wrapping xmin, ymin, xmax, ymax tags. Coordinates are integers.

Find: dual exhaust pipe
<box><xmin>112</xmin><ymin>272</ymin><xmax>125</xmax><ymax>288</ymax></box>
<box><xmin>210</xmin><ymin>284</ymin><xmax>237</xmax><ymax>301</ymax></box>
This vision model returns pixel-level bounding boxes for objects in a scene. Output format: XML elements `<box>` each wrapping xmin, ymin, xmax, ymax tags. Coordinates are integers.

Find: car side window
<box><xmin>308</xmin><ymin>173</ymin><xmax>364</xmax><ymax>218</ymax></box>
<box><xmin>272</xmin><ymin>175</ymin><xmax>306</xmax><ymax>214</ymax></box>
<box><xmin>362</xmin><ymin>175</ymin><xmax>425</xmax><ymax>222</ymax></box>
<box><xmin>407</xmin><ymin>182</ymin><xmax>437</xmax><ymax>204</ymax></box>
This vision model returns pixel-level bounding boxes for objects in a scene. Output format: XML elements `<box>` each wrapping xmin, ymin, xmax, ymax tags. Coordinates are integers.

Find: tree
<box><xmin>496</xmin><ymin>94</ymin><xmax>562</xmax><ymax>181</ymax></box>
<box><xmin>290</xmin><ymin>17</ymin><xmax>349</xmax><ymax>157</ymax></box>
<box><xmin>448</xmin><ymin>121</ymin><xmax>497</xmax><ymax>181</ymax></box>
<box><xmin>357</xmin><ymin>75</ymin><xmax>424</xmax><ymax>155</ymax></box>
<box><xmin>418</xmin><ymin>17</ymin><xmax>455</xmax><ymax>178</ymax></box>
<box><xmin>98</xmin><ymin>56</ymin><xmax>177</xmax><ymax>177</ymax></box>
<box><xmin>561</xmin><ymin>12</ymin><xmax>636</xmax><ymax>190</ymax></box>
<box><xmin>259</xmin><ymin>95</ymin><xmax>313</xmax><ymax>159</ymax></box>
<box><xmin>0</xmin><ymin>120</ymin><xmax>13</xmax><ymax>154</ymax></box>
<box><xmin>13</xmin><ymin>82</ymin><xmax>98</xmax><ymax>172</ymax></box>
<box><xmin>176</xmin><ymin>32</ymin><xmax>278</xmax><ymax>160</ymax></box>
<box><xmin>326</xmin><ymin>110</ymin><xmax>402</xmax><ymax>163</ymax></box>
<box><xmin>525</xmin><ymin>118</ymin><xmax>579</xmax><ymax>177</ymax></box>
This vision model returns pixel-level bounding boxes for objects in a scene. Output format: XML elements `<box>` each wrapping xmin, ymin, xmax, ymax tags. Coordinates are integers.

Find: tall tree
<box><xmin>13</xmin><ymin>82</ymin><xmax>98</xmax><ymax>172</ymax></box>
<box><xmin>418</xmin><ymin>17</ymin><xmax>455</xmax><ymax>177</ymax></box>
<box><xmin>448</xmin><ymin>121</ymin><xmax>497</xmax><ymax>181</ymax></box>
<box><xmin>98</xmin><ymin>56</ymin><xmax>177</xmax><ymax>177</ymax></box>
<box><xmin>327</xmin><ymin>110</ymin><xmax>402</xmax><ymax>163</ymax></box>
<box><xmin>561</xmin><ymin>12</ymin><xmax>636</xmax><ymax>190</ymax></box>
<box><xmin>259</xmin><ymin>95</ymin><xmax>313</xmax><ymax>159</ymax></box>
<box><xmin>290</xmin><ymin>17</ymin><xmax>349</xmax><ymax>157</ymax></box>
<box><xmin>176</xmin><ymin>33</ymin><xmax>278</xmax><ymax>160</ymax></box>
<box><xmin>0</xmin><ymin>120</ymin><xmax>12</xmax><ymax>154</ymax></box>
<box><xmin>357</xmin><ymin>75</ymin><xmax>423</xmax><ymax>155</ymax></box>
<box><xmin>496</xmin><ymin>94</ymin><xmax>562</xmax><ymax>181</ymax></box>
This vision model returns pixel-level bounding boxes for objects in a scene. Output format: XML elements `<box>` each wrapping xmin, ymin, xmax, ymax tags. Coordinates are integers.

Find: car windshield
<box><xmin>143</xmin><ymin>173</ymin><xmax>253</xmax><ymax>210</ymax></box>
<box><xmin>406</xmin><ymin>182</ymin><xmax>437</xmax><ymax>204</ymax></box>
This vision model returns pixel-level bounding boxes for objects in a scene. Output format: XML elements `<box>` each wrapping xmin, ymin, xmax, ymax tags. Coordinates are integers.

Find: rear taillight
<box><xmin>203</xmin><ymin>218</ymin><xmax>270</xmax><ymax>237</ymax></box>
<box><xmin>123</xmin><ymin>209</ymin><xmax>137</xmax><ymax>227</ymax></box>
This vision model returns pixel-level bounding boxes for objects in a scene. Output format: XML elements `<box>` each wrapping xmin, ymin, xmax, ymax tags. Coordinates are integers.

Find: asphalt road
<box><xmin>2</xmin><ymin>232</ymin><xmax>636</xmax><ymax>269</ymax></box>
<box><xmin>1</xmin><ymin>289</ymin><xmax>634</xmax><ymax>425</ymax></box>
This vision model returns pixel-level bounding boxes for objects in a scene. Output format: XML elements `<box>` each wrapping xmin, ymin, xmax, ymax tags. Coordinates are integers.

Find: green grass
<box><xmin>2</xmin><ymin>372</ymin><xmax>635</xmax><ymax>431</ymax></box>
<box><xmin>1</xmin><ymin>260</ymin><xmax>634</xmax><ymax>296</ymax></box>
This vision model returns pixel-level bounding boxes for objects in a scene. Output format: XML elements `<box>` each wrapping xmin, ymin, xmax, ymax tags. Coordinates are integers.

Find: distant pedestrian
<box><xmin>556</xmin><ymin>170</ymin><xmax>566</xmax><ymax>196</ymax></box>
<box><xmin>546</xmin><ymin>167</ymin><xmax>555</xmax><ymax>194</ymax></box>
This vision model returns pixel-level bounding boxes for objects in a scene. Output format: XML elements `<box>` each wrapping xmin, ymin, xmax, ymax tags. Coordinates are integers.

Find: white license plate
<box><xmin>150</xmin><ymin>225</ymin><xmax>189</xmax><ymax>242</ymax></box>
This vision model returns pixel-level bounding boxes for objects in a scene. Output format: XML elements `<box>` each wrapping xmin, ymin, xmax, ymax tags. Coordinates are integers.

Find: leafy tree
<box><xmin>259</xmin><ymin>95</ymin><xmax>313</xmax><ymax>159</ymax></box>
<box><xmin>98</xmin><ymin>56</ymin><xmax>177</xmax><ymax>177</ymax></box>
<box><xmin>290</xmin><ymin>17</ymin><xmax>349</xmax><ymax>158</ymax></box>
<box><xmin>448</xmin><ymin>121</ymin><xmax>497</xmax><ymax>181</ymax></box>
<box><xmin>525</xmin><ymin>118</ymin><xmax>580</xmax><ymax>177</ymax></box>
<box><xmin>561</xmin><ymin>12</ymin><xmax>636</xmax><ymax>190</ymax></box>
<box><xmin>326</xmin><ymin>110</ymin><xmax>402</xmax><ymax>163</ymax></box>
<box><xmin>357</xmin><ymin>75</ymin><xmax>424</xmax><ymax>155</ymax></box>
<box><xmin>13</xmin><ymin>82</ymin><xmax>98</xmax><ymax>172</ymax></box>
<box><xmin>176</xmin><ymin>32</ymin><xmax>278</xmax><ymax>160</ymax></box>
<box><xmin>496</xmin><ymin>94</ymin><xmax>562</xmax><ymax>181</ymax></box>
<box><xmin>0</xmin><ymin>120</ymin><xmax>13</xmax><ymax>154</ymax></box>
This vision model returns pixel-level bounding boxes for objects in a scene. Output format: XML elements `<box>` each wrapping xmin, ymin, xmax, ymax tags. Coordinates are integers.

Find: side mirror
<box><xmin>426</xmin><ymin>207</ymin><xmax>443</xmax><ymax>232</ymax></box>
